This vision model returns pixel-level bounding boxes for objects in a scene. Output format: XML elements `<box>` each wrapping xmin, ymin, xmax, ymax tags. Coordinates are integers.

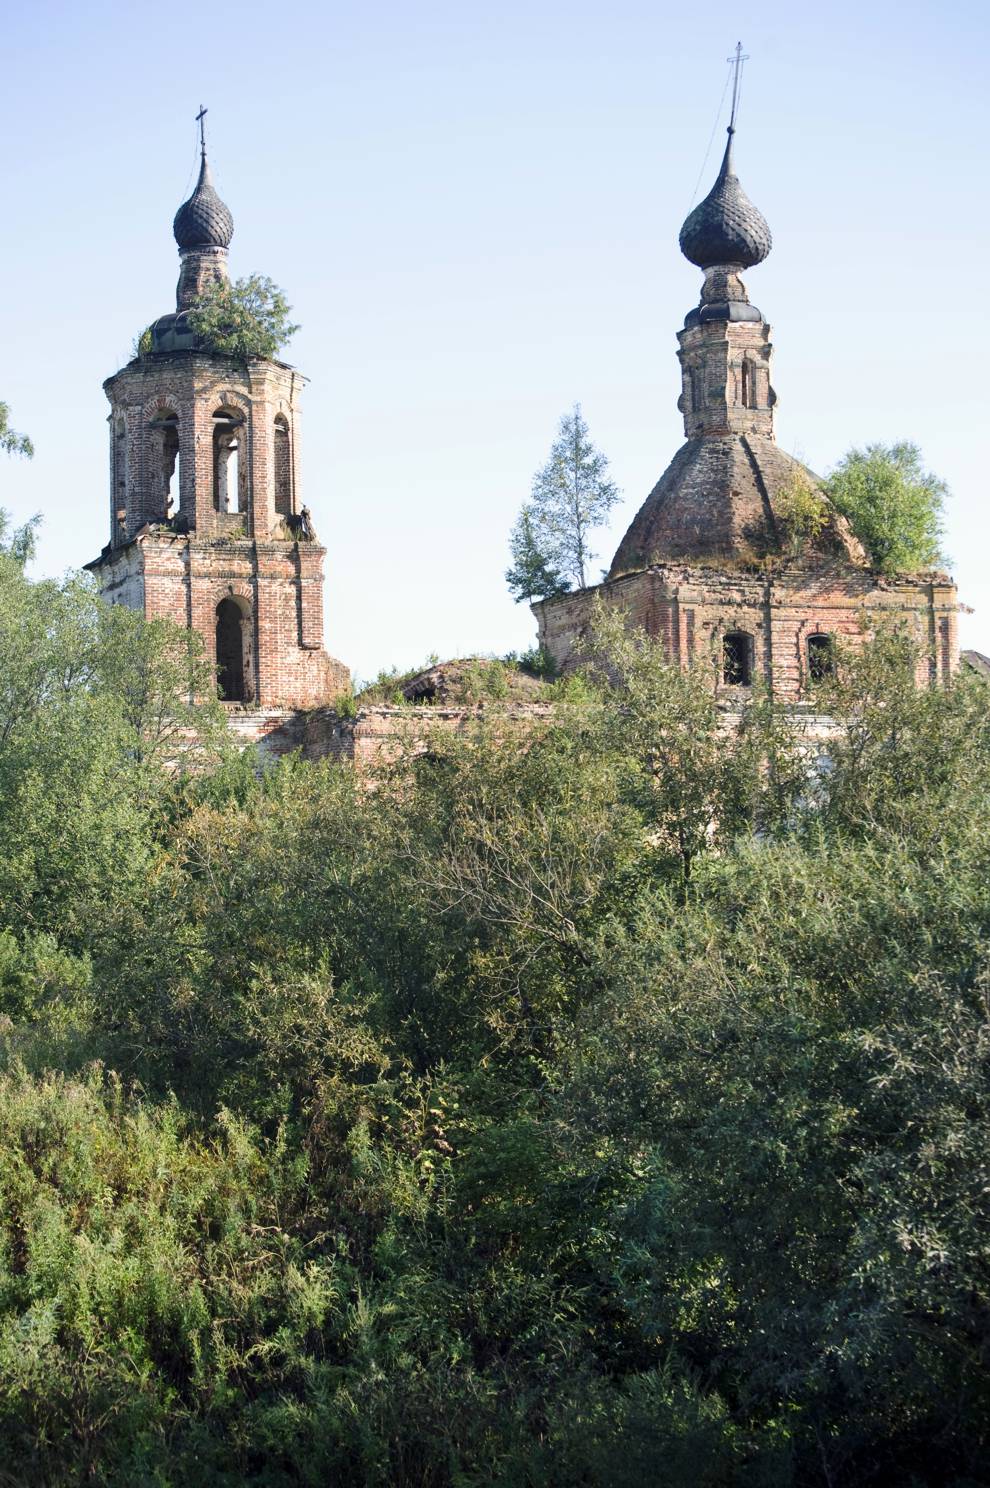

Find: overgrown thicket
<box><xmin>0</xmin><ymin>540</ymin><xmax>987</xmax><ymax>1485</ymax></box>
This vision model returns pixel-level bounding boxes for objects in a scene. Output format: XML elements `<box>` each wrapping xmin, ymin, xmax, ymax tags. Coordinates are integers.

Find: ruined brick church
<box><xmin>88</xmin><ymin>115</ymin><xmax>957</xmax><ymax>737</ymax></box>
<box><xmin>87</xmin><ymin>132</ymin><xmax>349</xmax><ymax>715</ymax></box>
<box><xmin>533</xmin><ymin>122</ymin><xmax>959</xmax><ymax>693</ymax></box>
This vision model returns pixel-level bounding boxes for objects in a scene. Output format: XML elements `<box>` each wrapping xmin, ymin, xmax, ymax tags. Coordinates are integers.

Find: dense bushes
<box><xmin>0</xmin><ymin>538</ymin><xmax>987</xmax><ymax>1483</ymax></box>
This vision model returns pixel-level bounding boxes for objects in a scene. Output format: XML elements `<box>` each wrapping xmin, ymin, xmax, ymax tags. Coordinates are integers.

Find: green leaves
<box><xmin>0</xmin><ymin>545</ymin><xmax>988</xmax><ymax>1482</ymax></box>
<box><xmin>507</xmin><ymin>404</ymin><xmax>621</xmax><ymax>599</ymax></box>
<box><xmin>826</xmin><ymin>441</ymin><xmax>947</xmax><ymax>573</ymax></box>
<box><xmin>0</xmin><ymin>402</ymin><xmax>33</xmax><ymax>460</ymax></box>
<box><xmin>186</xmin><ymin>273</ymin><xmax>301</xmax><ymax>360</ymax></box>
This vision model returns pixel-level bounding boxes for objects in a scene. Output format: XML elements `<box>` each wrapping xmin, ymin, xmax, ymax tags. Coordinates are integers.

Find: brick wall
<box><xmin>89</xmin><ymin>347</ymin><xmax>349</xmax><ymax>710</ymax></box>
<box><xmin>533</xmin><ymin>562</ymin><xmax>960</xmax><ymax>699</ymax></box>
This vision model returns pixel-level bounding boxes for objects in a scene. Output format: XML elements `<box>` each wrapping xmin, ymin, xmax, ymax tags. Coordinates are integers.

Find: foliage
<box><xmin>0</xmin><ymin>402</ymin><xmax>33</xmax><ymax>459</ymax></box>
<box><xmin>506</xmin><ymin>502</ymin><xmax>568</xmax><ymax>602</ymax></box>
<box><xmin>0</xmin><ymin>524</ymin><xmax>227</xmax><ymax>943</ymax></box>
<box><xmin>187</xmin><ymin>274</ymin><xmax>301</xmax><ymax>360</ymax></box>
<box><xmin>774</xmin><ymin>471</ymin><xmax>829</xmax><ymax>555</ymax></box>
<box><xmin>826</xmin><ymin>441</ymin><xmax>947</xmax><ymax>573</ymax></box>
<box><xmin>0</xmin><ymin>533</ymin><xmax>988</xmax><ymax>1483</ymax></box>
<box><xmin>504</xmin><ymin>644</ymin><xmax>557</xmax><ymax>680</ymax></box>
<box><xmin>507</xmin><ymin>404</ymin><xmax>620</xmax><ymax>598</ymax></box>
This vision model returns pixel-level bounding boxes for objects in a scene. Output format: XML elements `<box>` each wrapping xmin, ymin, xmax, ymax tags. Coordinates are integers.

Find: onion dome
<box><xmin>173</xmin><ymin>152</ymin><xmax>234</xmax><ymax>251</ymax></box>
<box><xmin>679</xmin><ymin>128</ymin><xmax>771</xmax><ymax>270</ymax></box>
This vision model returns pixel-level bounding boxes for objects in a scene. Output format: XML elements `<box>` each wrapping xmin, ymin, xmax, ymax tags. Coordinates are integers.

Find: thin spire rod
<box><xmin>196</xmin><ymin>104</ymin><xmax>208</xmax><ymax>156</ymax></box>
<box><xmin>726</xmin><ymin>42</ymin><xmax>749</xmax><ymax>132</ymax></box>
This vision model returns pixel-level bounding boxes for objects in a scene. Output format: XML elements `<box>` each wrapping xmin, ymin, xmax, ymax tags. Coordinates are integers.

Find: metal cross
<box><xmin>726</xmin><ymin>42</ymin><xmax>749</xmax><ymax>130</ymax></box>
<box><xmin>196</xmin><ymin>104</ymin><xmax>208</xmax><ymax>154</ymax></box>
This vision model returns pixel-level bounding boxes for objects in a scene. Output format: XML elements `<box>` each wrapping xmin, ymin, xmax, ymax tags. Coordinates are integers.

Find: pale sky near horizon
<box><xmin>2</xmin><ymin>0</ymin><xmax>987</xmax><ymax>681</ymax></box>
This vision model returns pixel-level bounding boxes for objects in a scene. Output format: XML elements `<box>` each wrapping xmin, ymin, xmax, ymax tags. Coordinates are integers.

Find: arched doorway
<box><xmin>216</xmin><ymin>597</ymin><xmax>250</xmax><ymax>701</ymax></box>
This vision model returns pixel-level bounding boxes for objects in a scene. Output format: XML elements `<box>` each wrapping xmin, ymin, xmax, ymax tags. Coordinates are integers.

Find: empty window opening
<box><xmin>807</xmin><ymin>633</ymin><xmax>835</xmax><ymax>683</ymax></box>
<box><xmin>148</xmin><ymin>412</ymin><xmax>180</xmax><ymax>520</ymax></box>
<box><xmin>274</xmin><ymin>415</ymin><xmax>292</xmax><ymax>516</ymax></box>
<box><xmin>114</xmin><ymin>418</ymin><xmax>127</xmax><ymax>491</ymax></box>
<box><xmin>741</xmin><ymin>361</ymin><xmax>751</xmax><ymax>408</ymax></box>
<box><xmin>113</xmin><ymin>419</ymin><xmax>128</xmax><ymax>534</ymax></box>
<box><xmin>722</xmin><ymin>631</ymin><xmax>753</xmax><ymax>687</ymax></box>
<box><xmin>216</xmin><ymin>598</ymin><xmax>249</xmax><ymax>702</ymax></box>
<box><xmin>213</xmin><ymin>410</ymin><xmax>245</xmax><ymax>514</ymax></box>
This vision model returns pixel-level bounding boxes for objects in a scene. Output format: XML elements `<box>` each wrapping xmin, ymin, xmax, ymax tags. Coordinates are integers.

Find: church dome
<box><xmin>173</xmin><ymin>153</ymin><xmax>234</xmax><ymax>251</ymax></box>
<box><xmin>608</xmin><ymin>435</ymin><xmax>865</xmax><ymax>576</ymax></box>
<box><xmin>679</xmin><ymin>129</ymin><xmax>771</xmax><ymax>270</ymax></box>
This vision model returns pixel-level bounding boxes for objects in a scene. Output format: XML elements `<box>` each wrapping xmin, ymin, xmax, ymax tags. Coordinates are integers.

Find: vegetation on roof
<box><xmin>825</xmin><ymin>440</ymin><xmax>948</xmax><ymax>573</ymax></box>
<box><xmin>187</xmin><ymin>274</ymin><xmax>300</xmax><ymax>360</ymax></box>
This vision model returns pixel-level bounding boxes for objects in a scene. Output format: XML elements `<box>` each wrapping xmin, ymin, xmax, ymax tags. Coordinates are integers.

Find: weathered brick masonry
<box><xmin>535</xmin><ymin>564</ymin><xmax>958</xmax><ymax>699</ymax></box>
<box><xmin>534</xmin><ymin>122</ymin><xmax>960</xmax><ymax>693</ymax></box>
<box><xmin>86</xmin><ymin>137</ymin><xmax>348</xmax><ymax>710</ymax></box>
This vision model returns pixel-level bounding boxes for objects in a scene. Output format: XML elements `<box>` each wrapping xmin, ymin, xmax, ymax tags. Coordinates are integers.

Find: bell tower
<box><xmin>87</xmin><ymin>117</ymin><xmax>349</xmax><ymax>708</ymax></box>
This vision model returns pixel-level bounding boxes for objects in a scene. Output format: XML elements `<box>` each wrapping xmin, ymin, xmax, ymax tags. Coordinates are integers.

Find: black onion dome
<box><xmin>679</xmin><ymin>129</ymin><xmax>771</xmax><ymax>270</ymax></box>
<box><xmin>173</xmin><ymin>153</ymin><xmax>234</xmax><ymax>251</ymax></box>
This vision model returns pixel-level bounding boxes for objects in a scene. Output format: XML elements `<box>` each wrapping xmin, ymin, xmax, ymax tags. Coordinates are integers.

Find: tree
<box><xmin>186</xmin><ymin>274</ymin><xmax>300</xmax><ymax>360</ymax></box>
<box><xmin>505</xmin><ymin>504</ymin><xmax>568</xmax><ymax>602</ymax></box>
<box><xmin>0</xmin><ymin>402</ymin><xmax>33</xmax><ymax>459</ymax></box>
<box><xmin>507</xmin><ymin>405</ymin><xmax>620</xmax><ymax>599</ymax></box>
<box><xmin>825</xmin><ymin>441</ymin><xmax>947</xmax><ymax>573</ymax></box>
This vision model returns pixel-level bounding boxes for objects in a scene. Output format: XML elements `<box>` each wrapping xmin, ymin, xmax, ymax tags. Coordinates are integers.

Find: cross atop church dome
<box><xmin>172</xmin><ymin>107</ymin><xmax>234</xmax><ymax>252</ymax></box>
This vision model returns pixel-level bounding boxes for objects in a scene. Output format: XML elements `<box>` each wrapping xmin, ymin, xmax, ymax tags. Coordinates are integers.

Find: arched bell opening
<box><xmin>274</xmin><ymin>415</ymin><xmax>292</xmax><ymax>516</ymax></box>
<box><xmin>112</xmin><ymin>416</ymin><xmax>128</xmax><ymax>540</ymax></box>
<box><xmin>148</xmin><ymin>409</ymin><xmax>180</xmax><ymax>522</ymax></box>
<box><xmin>213</xmin><ymin>408</ymin><xmax>246</xmax><ymax>514</ymax></box>
<box><xmin>216</xmin><ymin>596</ymin><xmax>252</xmax><ymax>702</ymax></box>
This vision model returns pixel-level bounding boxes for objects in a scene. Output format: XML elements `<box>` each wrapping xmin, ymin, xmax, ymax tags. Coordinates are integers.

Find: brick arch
<box><xmin>143</xmin><ymin>392</ymin><xmax>185</xmax><ymax>420</ymax></box>
<box><xmin>210</xmin><ymin>389</ymin><xmax>251</xmax><ymax>418</ymax></box>
<box><xmin>215</xmin><ymin>580</ymin><xmax>254</xmax><ymax>607</ymax></box>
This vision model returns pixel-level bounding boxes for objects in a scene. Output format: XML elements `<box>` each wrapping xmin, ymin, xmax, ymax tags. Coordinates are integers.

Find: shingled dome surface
<box><xmin>608</xmin><ymin>435</ymin><xmax>864</xmax><ymax>575</ymax></box>
<box><xmin>173</xmin><ymin>155</ymin><xmax>234</xmax><ymax>251</ymax></box>
<box><xmin>679</xmin><ymin>130</ymin><xmax>771</xmax><ymax>270</ymax></box>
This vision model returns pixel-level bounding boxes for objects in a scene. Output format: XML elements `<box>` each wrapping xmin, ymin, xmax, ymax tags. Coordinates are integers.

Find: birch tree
<box><xmin>507</xmin><ymin>404</ymin><xmax>620</xmax><ymax>599</ymax></box>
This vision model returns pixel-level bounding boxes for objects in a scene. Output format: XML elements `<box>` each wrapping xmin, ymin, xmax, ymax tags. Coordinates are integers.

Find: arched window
<box><xmin>722</xmin><ymin>631</ymin><xmax>753</xmax><ymax>687</ymax></box>
<box><xmin>274</xmin><ymin>415</ymin><xmax>292</xmax><ymax>516</ymax></box>
<box><xmin>807</xmin><ymin>633</ymin><xmax>835</xmax><ymax>683</ymax></box>
<box><xmin>740</xmin><ymin>360</ymin><xmax>751</xmax><ymax>408</ymax></box>
<box><xmin>149</xmin><ymin>410</ymin><xmax>179</xmax><ymax>521</ymax></box>
<box><xmin>213</xmin><ymin>408</ymin><xmax>245</xmax><ymax>514</ymax></box>
<box><xmin>216</xmin><ymin>597</ymin><xmax>250</xmax><ymax>702</ymax></box>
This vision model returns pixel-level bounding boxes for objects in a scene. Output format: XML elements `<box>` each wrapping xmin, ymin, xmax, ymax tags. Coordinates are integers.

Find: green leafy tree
<box><xmin>186</xmin><ymin>273</ymin><xmax>300</xmax><ymax>360</ymax></box>
<box><xmin>0</xmin><ymin>514</ymin><xmax>226</xmax><ymax>943</ymax></box>
<box><xmin>2</xmin><ymin>559</ymin><xmax>990</xmax><ymax>1485</ymax></box>
<box><xmin>506</xmin><ymin>502</ymin><xmax>568</xmax><ymax>602</ymax></box>
<box><xmin>825</xmin><ymin>441</ymin><xmax>947</xmax><ymax>573</ymax></box>
<box><xmin>508</xmin><ymin>404</ymin><xmax>620</xmax><ymax>598</ymax></box>
<box><xmin>0</xmin><ymin>402</ymin><xmax>33</xmax><ymax>459</ymax></box>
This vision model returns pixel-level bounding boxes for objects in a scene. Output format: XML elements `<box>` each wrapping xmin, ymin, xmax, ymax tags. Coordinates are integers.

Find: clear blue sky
<box><xmin>2</xmin><ymin>0</ymin><xmax>987</xmax><ymax>680</ymax></box>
